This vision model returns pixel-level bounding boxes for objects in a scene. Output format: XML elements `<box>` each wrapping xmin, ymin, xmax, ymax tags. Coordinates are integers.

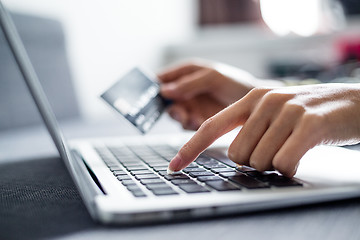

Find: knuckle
<box><xmin>243</xmin><ymin>87</ymin><xmax>272</xmax><ymax>109</ymax></box>
<box><xmin>261</xmin><ymin>91</ymin><xmax>286</xmax><ymax>108</ymax></box>
<box><xmin>300</xmin><ymin>113</ymin><xmax>326</xmax><ymax>140</ymax></box>
<box><xmin>199</xmin><ymin>116</ymin><xmax>215</xmax><ymax>132</ymax></box>
<box><xmin>198</xmin><ymin>67</ymin><xmax>223</xmax><ymax>89</ymax></box>
<box><xmin>282</xmin><ymin>101</ymin><xmax>305</xmax><ymax>115</ymax></box>
<box><xmin>247</xmin><ymin>87</ymin><xmax>268</xmax><ymax>99</ymax></box>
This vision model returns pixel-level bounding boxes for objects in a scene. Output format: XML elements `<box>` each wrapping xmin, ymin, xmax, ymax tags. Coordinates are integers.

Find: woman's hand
<box><xmin>168</xmin><ymin>83</ymin><xmax>360</xmax><ymax>177</ymax></box>
<box><xmin>158</xmin><ymin>60</ymin><xmax>274</xmax><ymax>130</ymax></box>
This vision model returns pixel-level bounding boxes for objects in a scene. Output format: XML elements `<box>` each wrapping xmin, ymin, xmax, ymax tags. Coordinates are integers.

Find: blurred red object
<box><xmin>337</xmin><ymin>36</ymin><xmax>360</xmax><ymax>63</ymax></box>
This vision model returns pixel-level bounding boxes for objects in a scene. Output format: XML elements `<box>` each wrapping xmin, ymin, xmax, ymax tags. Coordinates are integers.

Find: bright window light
<box><xmin>260</xmin><ymin>0</ymin><xmax>322</xmax><ymax>37</ymax></box>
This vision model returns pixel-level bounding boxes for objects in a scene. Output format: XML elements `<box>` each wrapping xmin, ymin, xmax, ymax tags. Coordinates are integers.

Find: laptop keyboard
<box><xmin>94</xmin><ymin>145</ymin><xmax>303</xmax><ymax>198</ymax></box>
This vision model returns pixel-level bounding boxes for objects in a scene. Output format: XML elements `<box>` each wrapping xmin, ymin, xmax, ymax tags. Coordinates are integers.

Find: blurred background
<box><xmin>1</xmin><ymin>0</ymin><xmax>360</xmax><ymax>160</ymax></box>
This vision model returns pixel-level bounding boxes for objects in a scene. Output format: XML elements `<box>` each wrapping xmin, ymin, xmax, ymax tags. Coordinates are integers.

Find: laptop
<box><xmin>2</xmin><ymin>1</ymin><xmax>360</xmax><ymax>224</ymax></box>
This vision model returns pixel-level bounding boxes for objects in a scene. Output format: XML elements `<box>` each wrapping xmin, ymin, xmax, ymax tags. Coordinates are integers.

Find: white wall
<box><xmin>4</xmin><ymin>0</ymin><xmax>360</xmax><ymax>123</ymax></box>
<box><xmin>3</xmin><ymin>0</ymin><xmax>197</xmax><ymax>120</ymax></box>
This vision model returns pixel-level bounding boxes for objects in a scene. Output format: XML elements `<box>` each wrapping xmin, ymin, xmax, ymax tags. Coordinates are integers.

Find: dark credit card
<box><xmin>101</xmin><ymin>67</ymin><xmax>172</xmax><ymax>134</ymax></box>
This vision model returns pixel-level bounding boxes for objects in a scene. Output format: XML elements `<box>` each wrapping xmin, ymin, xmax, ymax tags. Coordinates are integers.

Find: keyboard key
<box><xmin>206</xmin><ymin>180</ymin><xmax>241</xmax><ymax>191</ymax></box>
<box><xmin>219</xmin><ymin>172</ymin><xmax>243</xmax><ymax>178</ymax></box>
<box><xmin>228</xmin><ymin>174</ymin><xmax>269</xmax><ymax>189</ymax></box>
<box><xmin>189</xmin><ymin>171</ymin><xmax>215</xmax><ymax>178</ymax></box>
<box><xmin>116</xmin><ymin>175</ymin><xmax>132</xmax><ymax>181</ymax></box>
<box><xmin>138</xmin><ymin>153</ymin><xmax>158</xmax><ymax>158</ymax></box>
<box><xmin>202</xmin><ymin>163</ymin><xmax>226</xmax><ymax>169</ymax></box>
<box><xmin>143</xmin><ymin>156</ymin><xmax>166</xmax><ymax>161</ymax></box>
<box><xmin>151</xmin><ymin>187</ymin><xmax>178</xmax><ymax>196</ymax></box>
<box><xmin>210</xmin><ymin>168</ymin><xmax>235</xmax><ymax>174</ymax></box>
<box><xmin>127</xmin><ymin>185</ymin><xmax>142</xmax><ymax>192</ymax></box>
<box><xmin>140</xmin><ymin>178</ymin><xmax>165</xmax><ymax>185</ymax></box>
<box><xmin>132</xmin><ymin>190</ymin><xmax>147</xmax><ymax>198</ymax></box>
<box><xmin>108</xmin><ymin>146</ymin><xmax>129</xmax><ymax>153</ymax></box>
<box><xmin>121</xmin><ymin>179</ymin><xmax>137</xmax><ymax>186</ymax></box>
<box><xmin>216</xmin><ymin>158</ymin><xmax>237</xmax><ymax>168</ymax></box>
<box><xmin>245</xmin><ymin>172</ymin><xmax>302</xmax><ymax>187</ymax></box>
<box><xmin>151</xmin><ymin>166</ymin><xmax>169</xmax><ymax>172</ymax></box>
<box><xmin>236</xmin><ymin>165</ymin><xmax>257</xmax><ymax>173</ymax></box>
<box><xmin>266</xmin><ymin>175</ymin><xmax>303</xmax><ymax>187</ymax></box>
<box><xmin>121</xmin><ymin>163</ymin><xmax>144</xmax><ymax>168</ymax></box>
<box><xmin>109</xmin><ymin>166</ymin><xmax>123</xmax><ymax>172</ymax></box>
<box><xmin>150</xmin><ymin>145</ymin><xmax>171</xmax><ymax>151</ymax></box>
<box><xmin>130</xmin><ymin>170</ymin><xmax>153</xmax><ymax>175</ymax></box>
<box><xmin>126</xmin><ymin>165</ymin><xmax>148</xmax><ymax>171</ymax></box>
<box><xmin>195</xmin><ymin>157</ymin><xmax>217</xmax><ymax>166</ymax></box>
<box><xmin>245</xmin><ymin>171</ymin><xmax>266</xmax><ymax>178</ymax></box>
<box><xmin>183</xmin><ymin>168</ymin><xmax>206</xmax><ymax>173</ymax></box>
<box><xmin>246</xmin><ymin>172</ymin><xmax>276</xmax><ymax>181</ymax></box>
<box><xmin>160</xmin><ymin>155</ymin><xmax>173</xmax><ymax>161</ymax></box>
<box><xmin>105</xmin><ymin>162</ymin><xmax>119</xmax><ymax>168</ymax></box>
<box><xmin>157</xmin><ymin>170</ymin><xmax>168</xmax><ymax>176</ymax></box>
<box><xmin>112</xmin><ymin>170</ymin><xmax>127</xmax><ymax>176</ymax></box>
<box><xmin>139</xmin><ymin>154</ymin><xmax>162</xmax><ymax>159</ymax></box>
<box><xmin>197</xmin><ymin>176</ymin><xmax>222</xmax><ymax>182</ymax></box>
<box><xmin>110</xmin><ymin>147</ymin><xmax>131</xmax><ymax>153</ymax></box>
<box><xmin>170</xmin><ymin>179</ymin><xmax>196</xmax><ymax>185</ymax></box>
<box><xmin>145</xmin><ymin>183</ymin><xmax>169</xmax><ymax>190</ymax></box>
<box><xmin>178</xmin><ymin>184</ymin><xmax>210</xmax><ymax>193</ymax></box>
<box><xmin>147</xmin><ymin>162</ymin><xmax>169</xmax><ymax>167</ymax></box>
<box><xmin>118</xmin><ymin>158</ymin><xmax>139</xmax><ymax>164</ymax></box>
<box><xmin>135</xmin><ymin>174</ymin><xmax>159</xmax><ymax>180</ymax></box>
<box><xmin>142</xmin><ymin>157</ymin><xmax>164</xmax><ymax>162</ymax></box>
<box><xmin>164</xmin><ymin>173</ymin><xmax>189</xmax><ymax>180</ymax></box>
<box><xmin>160</xmin><ymin>152</ymin><xmax>178</xmax><ymax>157</ymax></box>
<box><xmin>119</xmin><ymin>158</ymin><xmax>139</xmax><ymax>163</ymax></box>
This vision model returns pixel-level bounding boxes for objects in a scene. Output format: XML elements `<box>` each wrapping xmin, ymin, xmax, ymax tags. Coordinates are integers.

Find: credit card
<box><xmin>101</xmin><ymin>67</ymin><xmax>172</xmax><ymax>134</ymax></box>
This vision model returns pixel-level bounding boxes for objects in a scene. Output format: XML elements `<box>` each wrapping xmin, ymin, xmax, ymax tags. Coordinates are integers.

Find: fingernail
<box><xmin>167</xmin><ymin>154</ymin><xmax>182</xmax><ymax>174</ymax></box>
<box><xmin>167</xmin><ymin>168</ymin><xmax>174</xmax><ymax>175</ymax></box>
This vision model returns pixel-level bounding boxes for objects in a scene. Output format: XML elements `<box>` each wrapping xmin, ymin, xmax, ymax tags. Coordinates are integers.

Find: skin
<box><xmin>159</xmin><ymin>61</ymin><xmax>360</xmax><ymax>178</ymax></box>
<box><xmin>159</xmin><ymin>60</ymin><xmax>280</xmax><ymax>130</ymax></box>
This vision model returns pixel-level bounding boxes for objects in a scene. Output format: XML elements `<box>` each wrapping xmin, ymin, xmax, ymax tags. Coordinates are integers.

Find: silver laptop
<box><xmin>2</xmin><ymin>1</ymin><xmax>360</xmax><ymax>224</ymax></box>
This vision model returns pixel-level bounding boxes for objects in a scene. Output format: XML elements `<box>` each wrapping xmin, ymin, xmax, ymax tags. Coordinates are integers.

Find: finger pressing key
<box><xmin>167</xmin><ymin>98</ymin><xmax>253</xmax><ymax>173</ymax></box>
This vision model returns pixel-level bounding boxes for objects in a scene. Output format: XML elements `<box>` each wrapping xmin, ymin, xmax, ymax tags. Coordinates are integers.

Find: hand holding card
<box><xmin>101</xmin><ymin>67</ymin><xmax>171</xmax><ymax>134</ymax></box>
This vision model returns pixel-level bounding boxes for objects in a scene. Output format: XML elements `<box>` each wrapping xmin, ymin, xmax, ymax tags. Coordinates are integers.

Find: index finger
<box><xmin>168</xmin><ymin>99</ymin><xmax>252</xmax><ymax>172</ymax></box>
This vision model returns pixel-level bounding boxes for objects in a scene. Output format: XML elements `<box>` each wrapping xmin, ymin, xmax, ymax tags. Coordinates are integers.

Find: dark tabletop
<box><xmin>1</xmin><ymin>155</ymin><xmax>360</xmax><ymax>240</ymax></box>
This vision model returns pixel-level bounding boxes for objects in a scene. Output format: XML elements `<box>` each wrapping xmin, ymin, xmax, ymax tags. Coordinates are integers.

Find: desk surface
<box><xmin>1</xmin><ymin>119</ymin><xmax>360</xmax><ymax>240</ymax></box>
